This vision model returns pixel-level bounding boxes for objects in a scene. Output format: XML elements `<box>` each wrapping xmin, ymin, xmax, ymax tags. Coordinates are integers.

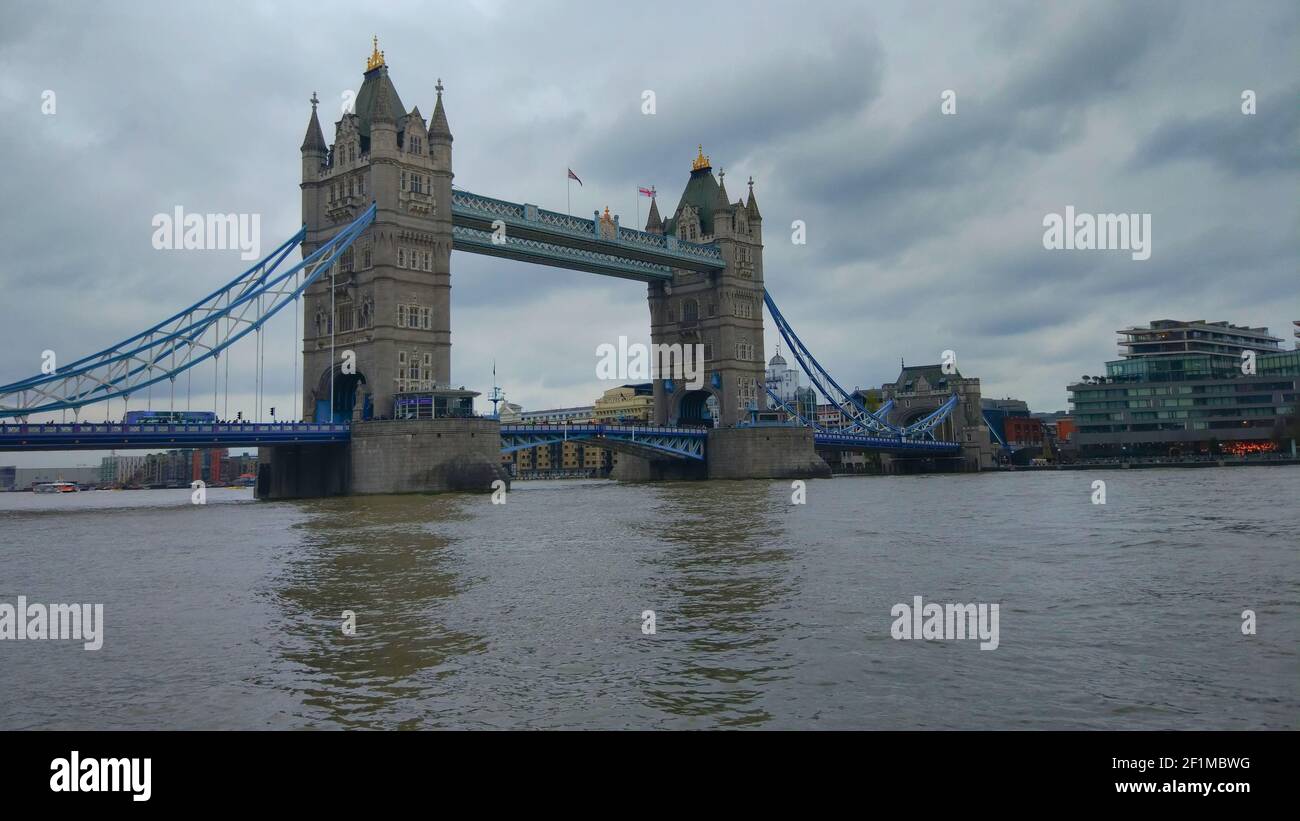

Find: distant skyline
<box><xmin>1</xmin><ymin>0</ymin><xmax>1297</xmax><ymax>468</ymax></box>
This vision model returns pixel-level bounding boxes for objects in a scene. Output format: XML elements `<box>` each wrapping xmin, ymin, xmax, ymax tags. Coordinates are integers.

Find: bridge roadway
<box><xmin>449</xmin><ymin>190</ymin><xmax>725</xmax><ymax>282</ymax></box>
<box><xmin>0</xmin><ymin>420</ymin><xmax>962</xmax><ymax>458</ymax></box>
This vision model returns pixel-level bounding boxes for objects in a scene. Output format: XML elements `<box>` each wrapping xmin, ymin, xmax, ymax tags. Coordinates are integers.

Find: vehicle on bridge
<box><xmin>123</xmin><ymin>410</ymin><xmax>217</xmax><ymax>426</ymax></box>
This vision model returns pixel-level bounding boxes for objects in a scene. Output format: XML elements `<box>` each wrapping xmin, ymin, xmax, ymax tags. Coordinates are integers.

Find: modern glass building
<box><xmin>1069</xmin><ymin>319</ymin><xmax>1299</xmax><ymax>457</ymax></box>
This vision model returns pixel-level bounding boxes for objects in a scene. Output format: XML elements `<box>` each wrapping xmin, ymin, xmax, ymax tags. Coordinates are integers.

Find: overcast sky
<box><xmin>1</xmin><ymin>0</ymin><xmax>1296</xmax><ymax>467</ymax></box>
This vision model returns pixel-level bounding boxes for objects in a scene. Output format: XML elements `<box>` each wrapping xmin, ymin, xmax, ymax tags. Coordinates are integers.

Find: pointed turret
<box><xmin>745</xmin><ymin>175</ymin><xmax>761</xmax><ymax>220</ymax></box>
<box><xmin>716</xmin><ymin>168</ymin><xmax>731</xmax><ymax>210</ymax></box>
<box><xmin>371</xmin><ymin>74</ymin><xmax>397</xmax><ymax>125</ymax></box>
<box><xmin>645</xmin><ymin>194</ymin><xmax>663</xmax><ymax>233</ymax></box>
<box><xmin>429</xmin><ymin>78</ymin><xmax>452</xmax><ymax>143</ymax></box>
<box><xmin>301</xmin><ymin>92</ymin><xmax>327</xmax><ymax>154</ymax></box>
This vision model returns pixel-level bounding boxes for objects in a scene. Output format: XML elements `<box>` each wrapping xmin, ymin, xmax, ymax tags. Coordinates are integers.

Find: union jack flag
<box><xmin>567</xmin><ymin>168</ymin><xmax>583</xmax><ymax>186</ymax></box>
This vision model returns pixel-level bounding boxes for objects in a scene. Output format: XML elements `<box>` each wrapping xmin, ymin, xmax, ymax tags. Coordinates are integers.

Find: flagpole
<box><xmin>567</xmin><ymin>175</ymin><xmax>571</xmax><ymax>216</ymax></box>
<box><xmin>636</xmin><ymin>187</ymin><xmax>640</xmax><ymax>231</ymax></box>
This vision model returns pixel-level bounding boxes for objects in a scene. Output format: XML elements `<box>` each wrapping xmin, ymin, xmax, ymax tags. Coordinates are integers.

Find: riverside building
<box><xmin>1068</xmin><ymin>319</ymin><xmax>1299</xmax><ymax>457</ymax></box>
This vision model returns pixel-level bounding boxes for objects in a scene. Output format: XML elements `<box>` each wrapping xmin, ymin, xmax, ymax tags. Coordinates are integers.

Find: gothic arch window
<box><xmin>683</xmin><ymin>299</ymin><xmax>699</xmax><ymax>322</ymax></box>
<box><xmin>362</xmin><ymin>246</ymin><xmax>372</xmax><ymax>269</ymax></box>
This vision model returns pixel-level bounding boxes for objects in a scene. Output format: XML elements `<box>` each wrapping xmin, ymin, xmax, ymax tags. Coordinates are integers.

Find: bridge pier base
<box><xmin>256</xmin><ymin>418</ymin><xmax>508</xmax><ymax>499</ymax></box>
<box><xmin>256</xmin><ymin>442</ymin><xmax>350</xmax><ymax>499</ymax></box>
<box><xmin>349</xmin><ymin>418</ymin><xmax>507</xmax><ymax>495</ymax></box>
<box><xmin>880</xmin><ymin>454</ymin><xmax>972</xmax><ymax>474</ymax></box>
<box><xmin>706</xmin><ymin>427</ymin><xmax>831</xmax><ymax>480</ymax></box>
<box><xmin>610</xmin><ymin>453</ymin><xmax>707</xmax><ymax>482</ymax></box>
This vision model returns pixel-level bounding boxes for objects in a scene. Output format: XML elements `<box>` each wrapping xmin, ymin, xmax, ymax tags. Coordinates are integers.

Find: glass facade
<box><xmin>1069</xmin><ymin>347</ymin><xmax>1300</xmax><ymax>456</ymax></box>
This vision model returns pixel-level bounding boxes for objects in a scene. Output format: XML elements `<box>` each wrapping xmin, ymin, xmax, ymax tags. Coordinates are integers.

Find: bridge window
<box><xmin>400</xmin><ymin>171</ymin><xmax>407</xmax><ymax>191</ymax></box>
<box><xmin>708</xmin><ymin>302</ymin><xmax>717</xmax><ymax>317</ymax></box>
<box><xmin>362</xmin><ymin>246</ymin><xmax>371</xmax><ymax>268</ymax></box>
<box><xmin>398</xmin><ymin>248</ymin><xmax>407</xmax><ymax>268</ymax></box>
<box><xmin>335</xmin><ymin>301</ymin><xmax>355</xmax><ymax>333</ymax></box>
<box><xmin>737</xmin><ymin>377</ymin><xmax>757</xmax><ymax>409</ymax></box>
<box><xmin>735</xmin><ymin>299</ymin><xmax>753</xmax><ymax>319</ymax></box>
<box><xmin>683</xmin><ymin>299</ymin><xmax>698</xmax><ymax>321</ymax></box>
<box><xmin>702</xmin><ymin>343</ymin><xmax>713</xmax><ymax>361</ymax></box>
<box><xmin>341</xmin><ymin>248</ymin><xmax>354</xmax><ymax>273</ymax></box>
<box><xmin>349</xmin><ymin>145</ymin><xmax>356</xmax><ymax>163</ymax></box>
<box><xmin>736</xmin><ymin>339</ymin><xmax>754</xmax><ymax>361</ymax></box>
<box><xmin>410</xmin><ymin>135</ymin><xmax>422</xmax><ymax>155</ymax></box>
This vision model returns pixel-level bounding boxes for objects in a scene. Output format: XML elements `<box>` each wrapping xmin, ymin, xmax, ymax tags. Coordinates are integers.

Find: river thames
<box><xmin>1</xmin><ymin>467</ymin><xmax>1296</xmax><ymax>730</ymax></box>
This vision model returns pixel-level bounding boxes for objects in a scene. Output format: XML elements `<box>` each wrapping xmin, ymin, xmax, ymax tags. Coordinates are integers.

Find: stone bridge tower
<box><xmin>645</xmin><ymin>147</ymin><xmax>766</xmax><ymax>427</ymax></box>
<box><xmin>298</xmin><ymin>39</ymin><xmax>453</xmax><ymax>422</ymax></box>
<box><xmin>882</xmin><ymin>364</ymin><xmax>994</xmax><ymax>471</ymax></box>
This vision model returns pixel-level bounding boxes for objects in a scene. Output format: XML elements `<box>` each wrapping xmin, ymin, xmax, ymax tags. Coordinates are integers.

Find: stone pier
<box><xmin>705</xmin><ymin>427</ymin><xmax>831</xmax><ymax>480</ymax></box>
<box><xmin>256</xmin><ymin>418</ymin><xmax>508</xmax><ymax>499</ymax></box>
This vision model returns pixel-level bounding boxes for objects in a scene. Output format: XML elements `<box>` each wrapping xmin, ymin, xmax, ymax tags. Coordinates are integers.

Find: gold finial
<box><xmin>602</xmin><ymin>205</ymin><xmax>613</xmax><ymax>221</ymax></box>
<box><xmin>691</xmin><ymin>144</ymin><xmax>711</xmax><ymax>172</ymax></box>
<box><xmin>366</xmin><ymin>36</ymin><xmax>386</xmax><ymax>72</ymax></box>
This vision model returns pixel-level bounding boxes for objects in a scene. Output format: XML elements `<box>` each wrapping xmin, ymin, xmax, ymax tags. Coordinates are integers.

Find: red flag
<box><xmin>567</xmin><ymin>168</ymin><xmax>583</xmax><ymax>186</ymax></box>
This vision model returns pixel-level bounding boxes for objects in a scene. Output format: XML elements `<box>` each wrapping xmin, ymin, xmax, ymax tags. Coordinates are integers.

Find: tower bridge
<box><xmin>0</xmin><ymin>41</ymin><xmax>973</xmax><ymax>496</ymax></box>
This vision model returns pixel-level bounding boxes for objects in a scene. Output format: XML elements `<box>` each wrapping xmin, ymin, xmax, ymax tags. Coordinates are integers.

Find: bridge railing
<box><xmin>0</xmin><ymin>422</ymin><xmax>351</xmax><ymax>435</ymax></box>
<box><xmin>501</xmin><ymin>423</ymin><xmax>709</xmax><ymax>437</ymax></box>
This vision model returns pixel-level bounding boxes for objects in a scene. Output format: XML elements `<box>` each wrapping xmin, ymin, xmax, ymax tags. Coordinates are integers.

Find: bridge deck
<box><xmin>450</xmin><ymin>190</ymin><xmax>725</xmax><ymax>281</ymax></box>
<box><xmin>0</xmin><ymin>420</ymin><xmax>962</xmax><ymax>458</ymax></box>
<box><xmin>0</xmin><ymin>422</ymin><xmax>350</xmax><ymax>451</ymax></box>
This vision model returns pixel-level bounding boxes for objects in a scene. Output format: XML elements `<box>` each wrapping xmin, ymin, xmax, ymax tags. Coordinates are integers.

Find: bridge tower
<box><xmin>299</xmin><ymin>39</ymin><xmax>454</xmax><ymax>422</ymax></box>
<box><xmin>646</xmin><ymin>147</ymin><xmax>767</xmax><ymax>427</ymax></box>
